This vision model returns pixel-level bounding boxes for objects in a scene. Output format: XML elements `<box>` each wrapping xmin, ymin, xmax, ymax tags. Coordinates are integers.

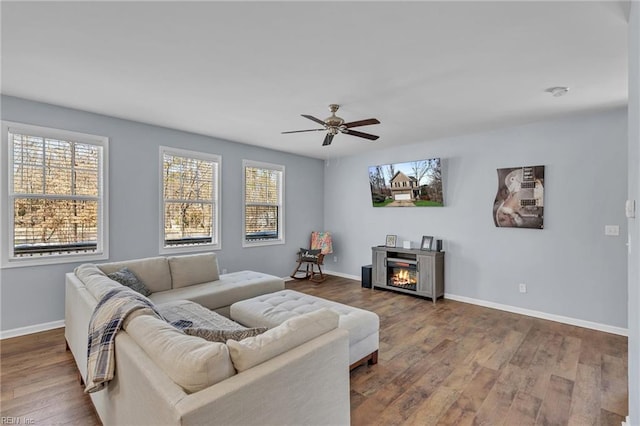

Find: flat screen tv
<box><xmin>368</xmin><ymin>158</ymin><xmax>443</xmax><ymax>207</ymax></box>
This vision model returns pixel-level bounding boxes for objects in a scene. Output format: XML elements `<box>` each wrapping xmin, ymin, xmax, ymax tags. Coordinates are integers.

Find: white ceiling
<box><xmin>0</xmin><ymin>1</ymin><xmax>630</xmax><ymax>160</ymax></box>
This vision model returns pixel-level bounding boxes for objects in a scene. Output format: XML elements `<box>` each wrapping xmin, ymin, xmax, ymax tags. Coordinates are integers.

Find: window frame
<box><xmin>242</xmin><ymin>159</ymin><xmax>285</xmax><ymax>248</ymax></box>
<box><xmin>1</xmin><ymin>121</ymin><xmax>109</xmax><ymax>268</ymax></box>
<box><xmin>159</xmin><ymin>146</ymin><xmax>221</xmax><ymax>254</ymax></box>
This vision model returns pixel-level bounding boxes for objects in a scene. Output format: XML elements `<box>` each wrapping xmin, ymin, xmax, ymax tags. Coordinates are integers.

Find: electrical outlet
<box><xmin>605</xmin><ymin>225</ymin><xmax>619</xmax><ymax>236</ymax></box>
<box><xmin>222</xmin><ymin>268</ymin><xmax>228</xmax><ymax>274</ymax></box>
<box><xmin>333</xmin><ymin>256</ymin><xmax>338</xmax><ymax>263</ymax></box>
<box><xmin>519</xmin><ymin>283</ymin><xmax>527</xmax><ymax>293</ymax></box>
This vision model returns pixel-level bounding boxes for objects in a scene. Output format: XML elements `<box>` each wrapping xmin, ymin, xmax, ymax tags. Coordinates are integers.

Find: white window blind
<box><xmin>2</xmin><ymin>122</ymin><xmax>108</xmax><ymax>267</ymax></box>
<box><xmin>243</xmin><ymin>160</ymin><xmax>284</xmax><ymax>246</ymax></box>
<box><xmin>161</xmin><ymin>147</ymin><xmax>220</xmax><ymax>252</ymax></box>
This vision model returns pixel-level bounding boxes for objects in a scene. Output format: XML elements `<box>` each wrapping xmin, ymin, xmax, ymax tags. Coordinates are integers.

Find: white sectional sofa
<box><xmin>64</xmin><ymin>253</ymin><xmax>351</xmax><ymax>426</ymax></box>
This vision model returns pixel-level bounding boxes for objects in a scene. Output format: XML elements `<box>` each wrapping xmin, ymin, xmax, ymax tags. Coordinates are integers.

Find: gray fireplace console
<box><xmin>371</xmin><ymin>246</ymin><xmax>445</xmax><ymax>304</ymax></box>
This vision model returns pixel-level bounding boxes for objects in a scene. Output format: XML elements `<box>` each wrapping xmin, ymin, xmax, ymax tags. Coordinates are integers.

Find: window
<box><xmin>243</xmin><ymin>160</ymin><xmax>284</xmax><ymax>246</ymax></box>
<box><xmin>1</xmin><ymin>122</ymin><xmax>108</xmax><ymax>267</ymax></box>
<box><xmin>160</xmin><ymin>147</ymin><xmax>220</xmax><ymax>253</ymax></box>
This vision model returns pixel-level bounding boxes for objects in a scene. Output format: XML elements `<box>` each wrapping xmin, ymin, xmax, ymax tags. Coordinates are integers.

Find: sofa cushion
<box><xmin>184</xmin><ymin>327</ymin><xmax>268</xmax><ymax>343</ymax></box>
<box><xmin>107</xmin><ymin>267</ymin><xmax>151</xmax><ymax>297</ymax></box>
<box><xmin>126</xmin><ymin>315</ymin><xmax>235</xmax><ymax>393</ymax></box>
<box><xmin>168</xmin><ymin>253</ymin><xmax>219</xmax><ymax>289</ymax></box>
<box><xmin>149</xmin><ymin>271</ymin><xmax>285</xmax><ymax>311</ymax></box>
<box><xmin>97</xmin><ymin>257</ymin><xmax>172</xmax><ymax>293</ymax></box>
<box><xmin>122</xmin><ymin>307</ymin><xmax>156</xmax><ymax>329</ymax></box>
<box><xmin>75</xmin><ymin>264</ymin><xmax>123</xmax><ymax>300</ymax></box>
<box><xmin>226</xmin><ymin>309</ymin><xmax>338</xmax><ymax>372</ymax></box>
<box><xmin>157</xmin><ymin>299</ymin><xmax>244</xmax><ymax>330</ymax></box>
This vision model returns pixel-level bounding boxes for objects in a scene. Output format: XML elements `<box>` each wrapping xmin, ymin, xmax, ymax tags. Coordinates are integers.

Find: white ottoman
<box><xmin>230</xmin><ymin>289</ymin><xmax>379</xmax><ymax>369</ymax></box>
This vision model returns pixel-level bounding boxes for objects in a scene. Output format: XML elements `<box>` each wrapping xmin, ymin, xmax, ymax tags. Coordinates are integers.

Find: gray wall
<box><xmin>0</xmin><ymin>95</ymin><xmax>324</xmax><ymax>331</ymax></box>
<box><xmin>627</xmin><ymin>1</ymin><xmax>639</xmax><ymax>422</ymax></box>
<box><xmin>324</xmin><ymin>107</ymin><xmax>628</xmax><ymax>328</ymax></box>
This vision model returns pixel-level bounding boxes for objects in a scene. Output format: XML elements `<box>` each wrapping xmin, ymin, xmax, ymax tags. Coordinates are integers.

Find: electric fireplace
<box><xmin>387</xmin><ymin>257</ymin><xmax>418</xmax><ymax>291</ymax></box>
<box><xmin>372</xmin><ymin>246</ymin><xmax>445</xmax><ymax>304</ymax></box>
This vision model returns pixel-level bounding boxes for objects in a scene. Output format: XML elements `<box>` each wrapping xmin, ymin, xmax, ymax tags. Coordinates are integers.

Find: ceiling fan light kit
<box><xmin>282</xmin><ymin>104</ymin><xmax>380</xmax><ymax>146</ymax></box>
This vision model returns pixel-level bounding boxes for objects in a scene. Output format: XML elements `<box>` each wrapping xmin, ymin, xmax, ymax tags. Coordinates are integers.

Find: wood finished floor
<box><xmin>0</xmin><ymin>275</ymin><xmax>628</xmax><ymax>425</ymax></box>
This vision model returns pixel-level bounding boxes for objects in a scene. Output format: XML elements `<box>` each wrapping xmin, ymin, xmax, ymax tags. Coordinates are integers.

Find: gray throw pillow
<box><xmin>184</xmin><ymin>327</ymin><xmax>268</xmax><ymax>343</ymax></box>
<box><xmin>107</xmin><ymin>267</ymin><xmax>152</xmax><ymax>297</ymax></box>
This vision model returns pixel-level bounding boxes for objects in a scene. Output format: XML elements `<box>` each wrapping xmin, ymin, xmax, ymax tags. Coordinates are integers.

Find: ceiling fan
<box><xmin>282</xmin><ymin>104</ymin><xmax>380</xmax><ymax>146</ymax></box>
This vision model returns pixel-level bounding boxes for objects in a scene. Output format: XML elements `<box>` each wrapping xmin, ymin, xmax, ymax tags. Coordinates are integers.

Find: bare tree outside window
<box><xmin>10</xmin><ymin>132</ymin><xmax>103</xmax><ymax>258</ymax></box>
<box><xmin>244</xmin><ymin>161</ymin><xmax>284</xmax><ymax>245</ymax></box>
<box><xmin>161</xmin><ymin>149</ymin><xmax>219</xmax><ymax>249</ymax></box>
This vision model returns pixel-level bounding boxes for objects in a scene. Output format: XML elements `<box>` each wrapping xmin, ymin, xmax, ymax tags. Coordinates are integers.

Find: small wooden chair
<box><xmin>290</xmin><ymin>232</ymin><xmax>332</xmax><ymax>283</ymax></box>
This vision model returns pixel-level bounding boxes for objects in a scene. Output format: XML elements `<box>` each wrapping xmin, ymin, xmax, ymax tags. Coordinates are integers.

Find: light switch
<box><xmin>605</xmin><ymin>225</ymin><xmax>620</xmax><ymax>236</ymax></box>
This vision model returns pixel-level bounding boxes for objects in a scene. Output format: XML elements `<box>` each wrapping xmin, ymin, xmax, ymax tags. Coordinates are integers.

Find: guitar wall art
<box><xmin>493</xmin><ymin>165</ymin><xmax>545</xmax><ymax>229</ymax></box>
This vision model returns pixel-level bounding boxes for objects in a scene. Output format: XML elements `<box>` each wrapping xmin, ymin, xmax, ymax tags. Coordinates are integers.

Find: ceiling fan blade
<box><xmin>322</xmin><ymin>133</ymin><xmax>335</xmax><ymax>146</ymax></box>
<box><xmin>301</xmin><ymin>114</ymin><xmax>327</xmax><ymax>126</ymax></box>
<box><xmin>343</xmin><ymin>129</ymin><xmax>379</xmax><ymax>140</ymax></box>
<box><xmin>281</xmin><ymin>129</ymin><xmax>325</xmax><ymax>134</ymax></box>
<box><xmin>343</xmin><ymin>118</ymin><xmax>380</xmax><ymax>128</ymax></box>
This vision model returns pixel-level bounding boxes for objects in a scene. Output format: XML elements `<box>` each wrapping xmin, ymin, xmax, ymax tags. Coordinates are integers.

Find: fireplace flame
<box><xmin>391</xmin><ymin>268</ymin><xmax>416</xmax><ymax>286</ymax></box>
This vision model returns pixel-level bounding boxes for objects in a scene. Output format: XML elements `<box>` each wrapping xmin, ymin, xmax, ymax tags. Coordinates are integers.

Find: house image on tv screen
<box><xmin>390</xmin><ymin>171</ymin><xmax>419</xmax><ymax>201</ymax></box>
<box><xmin>368</xmin><ymin>158</ymin><xmax>443</xmax><ymax>207</ymax></box>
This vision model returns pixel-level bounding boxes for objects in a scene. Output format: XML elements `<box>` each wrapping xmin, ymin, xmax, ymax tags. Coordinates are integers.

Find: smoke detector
<box><xmin>546</xmin><ymin>86</ymin><xmax>570</xmax><ymax>97</ymax></box>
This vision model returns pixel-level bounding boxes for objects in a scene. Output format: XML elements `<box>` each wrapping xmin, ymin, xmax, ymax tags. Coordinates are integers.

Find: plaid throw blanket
<box><xmin>85</xmin><ymin>287</ymin><xmax>163</xmax><ymax>393</ymax></box>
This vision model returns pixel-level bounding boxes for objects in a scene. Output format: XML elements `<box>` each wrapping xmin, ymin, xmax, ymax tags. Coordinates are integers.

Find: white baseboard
<box><xmin>0</xmin><ymin>319</ymin><xmax>65</xmax><ymax>340</ymax></box>
<box><xmin>444</xmin><ymin>293</ymin><xmax>628</xmax><ymax>337</ymax></box>
<box><xmin>325</xmin><ymin>270</ymin><xmax>627</xmax><ymax>336</ymax></box>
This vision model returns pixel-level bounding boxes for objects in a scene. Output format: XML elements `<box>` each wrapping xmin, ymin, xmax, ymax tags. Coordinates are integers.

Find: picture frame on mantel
<box><xmin>385</xmin><ymin>234</ymin><xmax>397</xmax><ymax>247</ymax></box>
<box><xmin>421</xmin><ymin>235</ymin><xmax>434</xmax><ymax>251</ymax></box>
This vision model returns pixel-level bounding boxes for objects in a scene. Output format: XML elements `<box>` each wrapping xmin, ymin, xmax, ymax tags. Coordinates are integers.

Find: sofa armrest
<box><xmin>89</xmin><ymin>331</ymin><xmax>188</xmax><ymax>426</ymax></box>
<box><xmin>65</xmin><ymin>272</ymin><xmax>98</xmax><ymax>382</ymax></box>
<box><xmin>176</xmin><ymin>328</ymin><xmax>351</xmax><ymax>426</ymax></box>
